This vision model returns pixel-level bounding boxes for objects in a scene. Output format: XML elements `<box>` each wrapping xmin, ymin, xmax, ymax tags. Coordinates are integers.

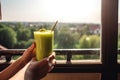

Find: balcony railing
<box><xmin>0</xmin><ymin>49</ymin><xmax>120</xmax><ymax>73</ymax></box>
<box><xmin>0</xmin><ymin>49</ymin><xmax>100</xmax><ymax>62</ymax></box>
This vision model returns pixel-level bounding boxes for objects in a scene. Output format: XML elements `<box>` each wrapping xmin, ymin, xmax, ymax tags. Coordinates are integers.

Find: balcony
<box><xmin>0</xmin><ymin>0</ymin><xmax>119</xmax><ymax>80</ymax></box>
<box><xmin>0</xmin><ymin>49</ymin><xmax>120</xmax><ymax>80</ymax></box>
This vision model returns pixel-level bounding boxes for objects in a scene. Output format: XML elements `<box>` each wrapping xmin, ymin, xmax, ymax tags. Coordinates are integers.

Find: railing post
<box><xmin>5</xmin><ymin>54</ymin><xmax>12</xmax><ymax>62</ymax></box>
<box><xmin>66</xmin><ymin>52</ymin><xmax>72</xmax><ymax>64</ymax></box>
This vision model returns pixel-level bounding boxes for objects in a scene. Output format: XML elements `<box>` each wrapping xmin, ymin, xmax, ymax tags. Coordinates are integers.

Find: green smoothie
<box><xmin>34</xmin><ymin>29</ymin><xmax>54</xmax><ymax>61</ymax></box>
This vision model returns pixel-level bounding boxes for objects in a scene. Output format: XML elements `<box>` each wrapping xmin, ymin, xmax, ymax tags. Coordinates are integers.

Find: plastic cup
<box><xmin>34</xmin><ymin>30</ymin><xmax>54</xmax><ymax>61</ymax></box>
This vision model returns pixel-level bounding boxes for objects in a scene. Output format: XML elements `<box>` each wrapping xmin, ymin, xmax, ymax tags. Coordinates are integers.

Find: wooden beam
<box><xmin>101</xmin><ymin>0</ymin><xmax>118</xmax><ymax>80</ymax></box>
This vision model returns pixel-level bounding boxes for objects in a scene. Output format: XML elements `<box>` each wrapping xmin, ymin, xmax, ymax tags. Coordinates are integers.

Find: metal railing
<box><xmin>0</xmin><ymin>49</ymin><xmax>120</xmax><ymax>73</ymax></box>
<box><xmin>0</xmin><ymin>48</ymin><xmax>101</xmax><ymax>72</ymax></box>
<box><xmin>0</xmin><ymin>49</ymin><xmax>100</xmax><ymax>62</ymax></box>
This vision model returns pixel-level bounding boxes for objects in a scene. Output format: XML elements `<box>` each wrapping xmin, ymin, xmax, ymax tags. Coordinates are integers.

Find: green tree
<box><xmin>118</xmin><ymin>32</ymin><xmax>120</xmax><ymax>48</ymax></box>
<box><xmin>16</xmin><ymin>25</ymin><xmax>31</xmax><ymax>41</ymax></box>
<box><xmin>76</xmin><ymin>35</ymin><xmax>100</xmax><ymax>48</ymax></box>
<box><xmin>76</xmin><ymin>35</ymin><xmax>91</xmax><ymax>48</ymax></box>
<box><xmin>0</xmin><ymin>27</ymin><xmax>17</xmax><ymax>48</ymax></box>
<box><xmin>55</xmin><ymin>26</ymin><xmax>77</xmax><ymax>49</ymax></box>
<box><xmin>89</xmin><ymin>35</ymin><xmax>100</xmax><ymax>48</ymax></box>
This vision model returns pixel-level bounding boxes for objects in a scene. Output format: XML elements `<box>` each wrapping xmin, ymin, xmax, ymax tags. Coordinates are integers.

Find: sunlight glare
<box><xmin>41</xmin><ymin>0</ymin><xmax>101</xmax><ymax>23</ymax></box>
<box><xmin>1</xmin><ymin>0</ymin><xmax>101</xmax><ymax>23</ymax></box>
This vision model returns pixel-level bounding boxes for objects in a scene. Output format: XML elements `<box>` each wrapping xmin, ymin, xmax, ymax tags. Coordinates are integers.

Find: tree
<box><xmin>16</xmin><ymin>24</ymin><xmax>31</xmax><ymax>41</ymax></box>
<box><xmin>76</xmin><ymin>35</ymin><xmax>91</xmax><ymax>48</ymax></box>
<box><xmin>118</xmin><ymin>32</ymin><xmax>120</xmax><ymax>48</ymax></box>
<box><xmin>76</xmin><ymin>35</ymin><xmax>100</xmax><ymax>48</ymax></box>
<box><xmin>55</xmin><ymin>26</ymin><xmax>77</xmax><ymax>49</ymax></box>
<box><xmin>89</xmin><ymin>35</ymin><xmax>100</xmax><ymax>48</ymax></box>
<box><xmin>0</xmin><ymin>27</ymin><xmax>17</xmax><ymax>48</ymax></box>
<box><xmin>14</xmin><ymin>39</ymin><xmax>33</xmax><ymax>49</ymax></box>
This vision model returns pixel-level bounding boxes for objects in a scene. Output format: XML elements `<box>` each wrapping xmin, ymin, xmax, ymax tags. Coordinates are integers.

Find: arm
<box><xmin>24</xmin><ymin>52</ymin><xmax>56</xmax><ymax>80</ymax></box>
<box><xmin>9</xmin><ymin>52</ymin><xmax>56</xmax><ymax>80</ymax></box>
<box><xmin>0</xmin><ymin>57</ymin><xmax>26</xmax><ymax>80</ymax></box>
<box><xmin>0</xmin><ymin>43</ymin><xmax>35</xmax><ymax>80</ymax></box>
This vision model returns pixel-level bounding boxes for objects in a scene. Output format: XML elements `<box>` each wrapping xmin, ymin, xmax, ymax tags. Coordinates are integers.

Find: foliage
<box><xmin>17</xmin><ymin>27</ymin><xmax>31</xmax><ymax>41</ymax></box>
<box><xmin>0</xmin><ymin>22</ymin><xmax>101</xmax><ymax>60</ymax></box>
<box><xmin>76</xmin><ymin>35</ymin><xmax>100</xmax><ymax>48</ymax></box>
<box><xmin>89</xmin><ymin>35</ymin><xmax>100</xmax><ymax>48</ymax></box>
<box><xmin>76</xmin><ymin>35</ymin><xmax>91</xmax><ymax>48</ymax></box>
<box><xmin>0</xmin><ymin>26</ymin><xmax>17</xmax><ymax>48</ymax></box>
<box><xmin>55</xmin><ymin>26</ymin><xmax>77</xmax><ymax>49</ymax></box>
<box><xmin>118</xmin><ymin>32</ymin><xmax>120</xmax><ymax>48</ymax></box>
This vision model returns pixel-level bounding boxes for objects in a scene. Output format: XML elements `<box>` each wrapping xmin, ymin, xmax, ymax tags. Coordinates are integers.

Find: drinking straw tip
<box><xmin>51</xmin><ymin>21</ymin><xmax>58</xmax><ymax>31</ymax></box>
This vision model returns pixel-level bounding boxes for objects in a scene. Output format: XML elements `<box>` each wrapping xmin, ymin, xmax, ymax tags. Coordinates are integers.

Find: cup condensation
<box><xmin>34</xmin><ymin>30</ymin><xmax>54</xmax><ymax>61</ymax></box>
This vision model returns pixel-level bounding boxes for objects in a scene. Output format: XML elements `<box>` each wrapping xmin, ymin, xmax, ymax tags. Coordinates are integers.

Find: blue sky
<box><xmin>1</xmin><ymin>0</ymin><xmax>101</xmax><ymax>23</ymax></box>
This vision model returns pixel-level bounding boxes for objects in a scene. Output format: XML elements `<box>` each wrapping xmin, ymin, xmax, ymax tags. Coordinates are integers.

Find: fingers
<box><xmin>48</xmin><ymin>52</ymin><xmax>55</xmax><ymax>61</ymax></box>
<box><xmin>27</xmin><ymin>42</ymin><xmax>36</xmax><ymax>53</ymax></box>
<box><xmin>48</xmin><ymin>59</ymin><xmax>56</xmax><ymax>72</ymax></box>
<box><xmin>48</xmin><ymin>59</ymin><xmax>56</xmax><ymax>67</ymax></box>
<box><xmin>31</xmin><ymin>57</ymin><xmax>37</xmax><ymax>61</ymax></box>
<box><xmin>47</xmin><ymin>52</ymin><xmax>56</xmax><ymax>72</ymax></box>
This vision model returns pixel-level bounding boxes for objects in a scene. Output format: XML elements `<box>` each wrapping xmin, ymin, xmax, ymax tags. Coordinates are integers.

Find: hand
<box><xmin>1</xmin><ymin>43</ymin><xmax>36</xmax><ymax>80</ymax></box>
<box><xmin>21</xmin><ymin>42</ymin><xmax>36</xmax><ymax>64</ymax></box>
<box><xmin>24</xmin><ymin>52</ymin><xmax>56</xmax><ymax>80</ymax></box>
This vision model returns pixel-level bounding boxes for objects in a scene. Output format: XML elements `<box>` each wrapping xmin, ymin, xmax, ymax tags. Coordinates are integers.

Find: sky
<box><xmin>1</xmin><ymin>0</ymin><xmax>101</xmax><ymax>23</ymax></box>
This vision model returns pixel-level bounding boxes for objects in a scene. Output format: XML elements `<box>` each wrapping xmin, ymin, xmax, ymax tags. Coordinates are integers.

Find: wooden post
<box><xmin>101</xmin><ymin>0</ymin><xmax>118</xmax><ymax>80</ymax></box>
<box><xmin>0</xmin><ymin>0</ymin><xmax>2</xmax><ymax>20</ymax></box>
